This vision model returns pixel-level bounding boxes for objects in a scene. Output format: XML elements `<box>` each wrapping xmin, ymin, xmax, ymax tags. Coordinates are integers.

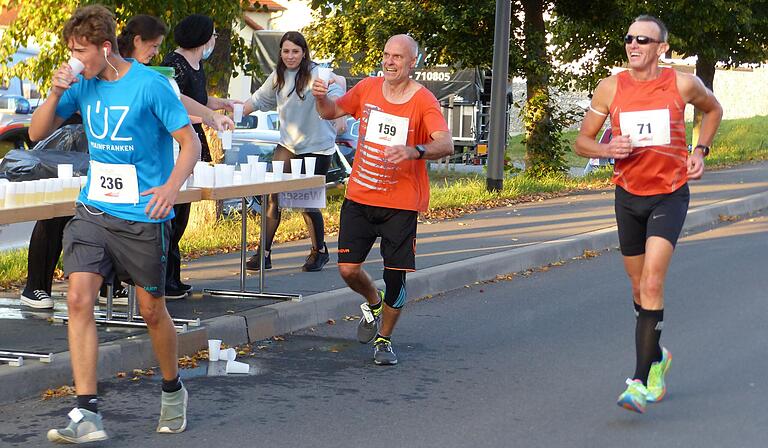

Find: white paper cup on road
<box><xmin>317</xmin><ymin>66</ymin><xmax>333</xmax><ymax>82</ymax></box>
<box><xmin>253</xmin><ymin>162</ymin><xmax>267</xmax><ymax>182</ymax></box>
<box><xmin>290</xmin><ymin>159</ymin><xmax>302</xmax><ymax>178</ymax></box>
<box><xmin>219</xmin><ymin>347</ymin><xmax>236</xmax><ymax>362</ymax></box>
<box><xmin>271</xmin><ymin>161</ymin><xmax>284</xmax><ymax>180</ymax></box>
<box><xmin>247</xmin><ymin>155</ymin><xmax>259</xmax><ymax>166</ymax></box>
<box><xmin>208</xmin><ymin>339</ymin><xmax>222</xmax><ymax>361</ymax></box>
<box><xmin>68</xmin><ymin>57</ymin><xmax>85</xmax><ymax>76</ymax></box>
<box><xmin>219</xmin><ymin>130</ymin><xmax>233</xmax><ymax>150</ymax></box>
<box><xmin>304</xmin><ymin>157</ymin><xmax>316</xmax><ymax>175</ymax></box>
<box><xmin>225</xmin><ymin>359</ymin><xmax>249</xmax><ymax>374</ymax></box>
<box><xmin>233</xmin><ymin>103</ymin><xmax>244</xmax><ymax>123</ymax></box>
<box><xmin>57</xmin><ymin>164</ymin><xmax>73</xmax><ymax>179</ymax></box>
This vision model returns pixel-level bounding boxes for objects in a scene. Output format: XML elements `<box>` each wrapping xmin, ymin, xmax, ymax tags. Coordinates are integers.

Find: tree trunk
<box><xmin>692</xmin><ymin>56</ymin><xmax>716</xmax><ymax>147</ymax></box>
<box><xmin>521</xmin><ymin>0</ymin><xmax>554</xmax><ymax>176</ymax></box>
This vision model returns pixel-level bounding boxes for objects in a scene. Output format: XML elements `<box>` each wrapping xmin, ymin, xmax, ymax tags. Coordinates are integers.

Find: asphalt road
<box><xmin>1</xmin><ymin>211</ymin><xmax>766</xmax><ymax>448</ymax></box>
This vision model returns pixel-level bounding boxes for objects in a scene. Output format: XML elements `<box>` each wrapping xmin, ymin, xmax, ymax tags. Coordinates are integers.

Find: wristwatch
<box><xmin>693</xmin><ymin>144</ymin><xmax>710</xmax><ymax>157</ymax></box>
<box><xmin>415</xmin><ymin>144</ymin><xmax>426</xmax><ymax>159</ymax></box>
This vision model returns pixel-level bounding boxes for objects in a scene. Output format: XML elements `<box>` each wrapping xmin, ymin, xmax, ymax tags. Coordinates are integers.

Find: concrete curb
<box><xmin>2</xmin><ymin>190</ymin><xmax>766</xmax><ymax>404</ymax></box>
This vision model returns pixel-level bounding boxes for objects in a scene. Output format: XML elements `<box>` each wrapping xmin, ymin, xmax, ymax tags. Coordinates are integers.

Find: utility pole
<box><xmin>486</xmin><ymin>0</ymin><xmax>512</xmax><ymax>192</ymax></box>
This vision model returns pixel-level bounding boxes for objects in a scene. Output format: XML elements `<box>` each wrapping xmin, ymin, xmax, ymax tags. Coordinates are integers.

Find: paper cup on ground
<box><xmin>304</xmin><ymin>157</ymin><xmax>316</xmax><ymax>175</ymax></box>
<box><xmin>233</xmin><ymin>103</ymin><xmax>244</xmax><ymax>123</ymax></box>
<box><xmin>58</xmin><ymin>164</ymin><xmax>73</xmax><ymax>179</ymax></box>
<box><xmin>253</xmin><ymin>162</ymin><xmax>267</xmax><ymax>182</ymax></box>
<box><xmin>68</xmin><ymin>57</ymin><xmax>85</xmax><ymax>76</ymax></box>
<box><xmin>226</xmin><ymin>359</ymin><xmax>249</xmax><ymax>374</ymax></box>
<box><xmin>208</xmin><ymin>339</ymin><xmax>222</xmax><ymax>361</ymax></box>
<box><xmin>271</xmin><ymin>161</ymin><xmax>284</xmax><ymax>180</ymax></box>
<box><xmin>219</xmin><ymin>130</ymin><xmax>233</xmax><ymax>150</ymax></box>
<box><xmin>290</xmin><ymin>159</ymin><xmax>302</xmax><ymax>178</ymax></box>
<box><xmin>219</xmin><ymin>348</ymin><xmax>236</xmax><ymax>362</ymax></box>
<box><xmin>317</xmin><ymin>66</ymin><xmax>332</xmax><ymax>82</ymax></box>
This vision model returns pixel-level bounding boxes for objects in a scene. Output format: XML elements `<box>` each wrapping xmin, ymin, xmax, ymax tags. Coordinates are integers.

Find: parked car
<box><xmin>0</xmin><ymin>94</ymin><xmax>32</xmax><ymax>115</ymax></box>
<box><xmin>335</xmin><ymin>116</ymin><xmax>359</xmax><ymax>164</ymax></box>
<box><xmin>223</xmin><ymin>127</ymin><xmax>352</xmax><ymax>215</ymax></box>
<box><xmin>0</xmin><ymin>113</ymin><xmax>32</xmax><ymax>158</ymax></box>
<box><xmin>235</xmin><ymin>110</ymin><xmax>279</xmax><ymax>132</ymax></box>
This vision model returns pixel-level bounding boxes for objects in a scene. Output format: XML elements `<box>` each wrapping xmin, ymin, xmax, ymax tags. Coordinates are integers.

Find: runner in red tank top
<box><xmin>574</xmin><ymin>15</ymin><xmax>722</xmax><ymax>414</ymax></box>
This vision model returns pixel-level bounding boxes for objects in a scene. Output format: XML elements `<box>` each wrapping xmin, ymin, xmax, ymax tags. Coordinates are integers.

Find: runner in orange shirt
<box><xmin>575</xmin><ymin>15</ymin><xmax>722</xmax><ymax>413</ymax></box>
<box><xmin>312</xmin><ymin>34</ymin><xmax>453</xmax><ymax>365</ymax></box>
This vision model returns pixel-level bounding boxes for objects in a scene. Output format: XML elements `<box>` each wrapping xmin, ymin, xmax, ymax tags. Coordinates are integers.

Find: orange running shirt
<box><xmin>337</xmin><ymin>77</ymin><xmax>449</xmax><ymax>211</ymax></box>
<box><xmin>610</xmin><ymin>68</ymin><xmax>688</xmax><ymax>195</ymax></box>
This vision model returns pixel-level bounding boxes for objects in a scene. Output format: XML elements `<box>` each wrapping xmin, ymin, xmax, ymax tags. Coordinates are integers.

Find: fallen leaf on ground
<box><xmin>42</xmin><ymin>385</ymin><xmax>75</xmax><ymax>400</ymax></box>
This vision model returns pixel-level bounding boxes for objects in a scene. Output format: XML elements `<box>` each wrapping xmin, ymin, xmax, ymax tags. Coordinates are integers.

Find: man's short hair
<box><xmin>634</xmin><ymin>15</ymin><xmax>668</xmax><ymax>42</ymax></box>
<box><xmin>63</xmin><ymin>5</ymin><xmax>117</xmax><ymax>49</ymax></box>
<box><xmin>388</xmin><ymin>34</ymin><xmax>419</xmax><ymax>59</ymax></box>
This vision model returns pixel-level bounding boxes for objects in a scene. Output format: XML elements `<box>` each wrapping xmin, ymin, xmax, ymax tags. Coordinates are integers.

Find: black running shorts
<box><xmin>337</xmin><ymin>199</ymin><xmax>417</xmax><ymax>271</ymax></box>
<box><xmin>63</xmin><ymin>204</ymin><xmax>171</xmax><ymax>297</ymax></box>
<box><xmin>614</xmin><ymin>184</ymin><xmax>690</xmax><ymax>256</ymax></box>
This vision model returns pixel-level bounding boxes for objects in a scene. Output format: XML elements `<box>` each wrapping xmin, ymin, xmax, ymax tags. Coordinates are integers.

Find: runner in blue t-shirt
<box><xmin>28</xmin><ymin>5</ymin><xmax>200</xmax><ymax>443</ymax></box>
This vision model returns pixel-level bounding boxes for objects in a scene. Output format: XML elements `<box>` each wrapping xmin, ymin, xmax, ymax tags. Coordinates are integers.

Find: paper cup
<box><xmin>290</xmin><ymin>159</ymin><xmax>302</xmax><ymax>178</ymax></box>
<box><xmin>208</xmin><ymin>339</ymin><xmax>222</xmax><ymax>361</ymax></box>
<box><xmin>304</xmin><ymin>157</ymin><xmax>316</xmax><ymax>175</ymax></box>
<box><xmin>5</xmin><ymin>183</ymin><xmax>18</xmax><ymax>208</ymax></box>
<box><xmin>219</xmin><ymin>130</ymin><xmax>233</xmax><ymax>150</ymax></box>
<box><xmin>68</xmin><ymin>57</ymin><xmax>85</xmax><ymax>76</ymax></box>
<box><xmin>58</xmin><ymin>164</ymin><xmax>73</xmax><ymax>179</ymax></box>
<box><xmin>317</xmin><ymin>66</ymin><xmax>332</xmax><ymax>82</ymax></box>
<box><xmin>271</xmin><ymin>161</ymin><xmax>284</xmax><ymax>180</ymax></box>
<box><xmin>225</xmin><ymin>359</ymin><xmax>249</xmax><ymax>374</ymax></box>
<box><xmin>0</xmin><ymin>183</ymin><xmax>6</xmax><ymax>208</ymax></box>
<box><xmin>253</xmin><ymin>162</ymin><xmax>267</xmax><ymax>182</ymax></box>
<box><xmin>219</xmin><ymin>347</ymin><xmax>236</xmax><ymax>362</ymax></box>
<box><xmin>214</xmin><ymin>164</ymin><xmax>235</xmax><ymax>187</ymax></box>
<box><xmin>34</xmin><ymin>180</ymin><xmax>46</xmax><ymax>205</ymax></box>
<box><xmin>233</xmin><ymin>103</ymin><xmax>244</xmax><ymax>123</ymax></box>
<box><xmin>247</xmin><ymin>155</ymin><xmax>259</xmax><ymax>166</ymax></box>
<box><xmin>240</xmin><ymin>163</ymin><xmax>251</xmax><ymax>184</ymax></box>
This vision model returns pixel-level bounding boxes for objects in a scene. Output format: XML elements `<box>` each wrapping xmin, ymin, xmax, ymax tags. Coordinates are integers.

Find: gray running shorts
<box><xmin>63</xmin><ymin>203</ymin><xmax>171</xmax><ymax>297</ymax></box>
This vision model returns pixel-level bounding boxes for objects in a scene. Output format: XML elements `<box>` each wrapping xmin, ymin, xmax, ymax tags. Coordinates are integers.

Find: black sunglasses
<box><xmin>624</xmin><ymin>34</ymin><xmax>661</xmax><ymax>45</ymax></box>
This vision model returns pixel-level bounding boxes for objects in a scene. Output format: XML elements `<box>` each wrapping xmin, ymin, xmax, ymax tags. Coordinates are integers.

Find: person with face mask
<box><xmin>161</xmin><ymin>14</ymin><xmax>236</xmax><ymax>299</ymax></box>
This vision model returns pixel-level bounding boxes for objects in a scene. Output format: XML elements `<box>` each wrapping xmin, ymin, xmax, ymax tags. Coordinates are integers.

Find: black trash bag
<box><xmin>0</xmin><ymin>150</ymin><xmax>89</xmax><ymax>181</ymax></box>
<box><xmin>0</xmin><ymin>124</ymin><xmax>89</xmax><ymax>181</ymax></box>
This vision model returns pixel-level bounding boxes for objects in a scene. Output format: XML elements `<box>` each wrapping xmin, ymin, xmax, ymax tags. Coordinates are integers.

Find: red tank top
<box><xmin>610</xmin><ymin>68</ymin><xmax>688</xmax><ymax>195</ymax></box>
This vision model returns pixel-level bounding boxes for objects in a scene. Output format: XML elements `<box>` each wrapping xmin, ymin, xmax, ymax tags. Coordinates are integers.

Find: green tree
<box><xmin>0</xmin><ymin>0</ymin><xmax>260</xmax><ymax>97</ymax></box>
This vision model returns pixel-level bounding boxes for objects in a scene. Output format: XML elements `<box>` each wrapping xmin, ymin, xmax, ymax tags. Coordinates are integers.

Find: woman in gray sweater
<box><xmin>242</xmin><ymin>31</ymin><xmax>344</xmax><ymax>272</ymax></box>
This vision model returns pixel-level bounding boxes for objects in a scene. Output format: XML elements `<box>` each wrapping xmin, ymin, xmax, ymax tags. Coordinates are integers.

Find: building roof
<box><xmin>246</xmin><ymin>0</ymin><xmax>286</xmax><ymax>12</ymax></box>
<box><xmin>0</xmin><ymin>7</ymin><xmax>18</xmax><ymax>27</ymax></box>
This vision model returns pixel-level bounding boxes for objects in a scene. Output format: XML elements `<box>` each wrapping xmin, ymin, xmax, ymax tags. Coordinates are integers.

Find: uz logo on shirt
<box><xmin>86</xmin><ymin>100</ymin><xmax>132</xmax><ymax>141</ymax></box>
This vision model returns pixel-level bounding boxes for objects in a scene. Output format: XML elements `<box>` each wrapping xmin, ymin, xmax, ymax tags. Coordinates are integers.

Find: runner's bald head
<box><xmin>387</xmin><ymin>34</ymin><xmax>419</xmax><ymax>59</ymax></box>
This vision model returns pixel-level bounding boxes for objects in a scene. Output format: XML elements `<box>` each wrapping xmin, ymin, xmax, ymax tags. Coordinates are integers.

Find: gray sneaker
<box><xmin>47</xmin><ymin>408</ymin><xmax>108</xmax><ymax>444</ymax></box>
<box><xmin>157</xmin><ymin>385</ymin><xmax>188</xmax><ymax>433</ymax></box>
<box><xmin>373</xmin><ymin>338</ymin><xmax>398</xmax><ymax>365</ymax></box>
<box><xmin>357</xmin><ymin>291</ymin><xmax>383</xmax><ymax>344</ymax></box>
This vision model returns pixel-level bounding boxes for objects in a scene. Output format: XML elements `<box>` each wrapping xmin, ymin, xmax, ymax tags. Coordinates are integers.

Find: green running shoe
<box><xmin>157</xmin><ymin>385</ymin><xmax>188</xmax><ymax>434</ymax></box>
<box><xmin>47</xmin><ymin>408</ymin><xmax>108</xmax><ymax>444</ymax></box>
<box><xmin>617</xmin><ymin>378</ymin><xmax>648</xmax><ymax>414</ymax></box>
<box><xmin>646</xmin><ymin>347</ymin><xmax>671</xmax><ymax>403</ymax></box>
<box><xmin>373</xmin><ymin>337</ymin><xmax>398</xmax><ymax>365</ymax></box>
<box><xmin>356</xmin><ymin>290</ymin><xmax>384</xmax><ymax>344</ymax></box>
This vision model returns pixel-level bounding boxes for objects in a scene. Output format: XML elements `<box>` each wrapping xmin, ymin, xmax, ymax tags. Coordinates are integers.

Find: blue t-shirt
<box><xmin>56</xmin><ymin>60</ymin><xmax>189</xmax><ymax>222</ymax></box>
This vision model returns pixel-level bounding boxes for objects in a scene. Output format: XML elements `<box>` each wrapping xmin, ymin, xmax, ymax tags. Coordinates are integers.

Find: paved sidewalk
<box><xmin>1</xmin><ymin>162</ymin><xmax>766</xmax><ymax>403</ymax></box>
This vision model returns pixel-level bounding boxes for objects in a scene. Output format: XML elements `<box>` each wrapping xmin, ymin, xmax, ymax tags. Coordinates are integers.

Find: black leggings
<box><xmin>263</xmin><ymin>145</ymin><xmax>331</xmax><ymax>251</ymax></box>
<box><xmin>24</xmin><ymin>216</ymin><xmax>71</xmax><ymax>294</ymax></box>
<box><xmin>165</xmin><ymin>202</ymin><xmax>191</xmax><ymax>288</ymax></box>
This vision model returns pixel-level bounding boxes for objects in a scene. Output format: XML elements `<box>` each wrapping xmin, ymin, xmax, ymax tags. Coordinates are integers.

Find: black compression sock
<box><xmin>77</xmin><ymin>395</ymin><xmax>98</xmax><ymax>413</ymax></box>
<box><xmin>162</xmin><ymin>375</ymin><xmax>183</xmax><ymax>393</ymax></box>
<box><xmin>370</xmin><ymin>299</ymin><xmax>382</xmax><ymax>313</ymax></box>
<box><xmin>632</xmin><ymin>307</ymin><xmax>664</xmax><ymax>385</ymax></box>
<box><xmin>633</xmin><ymin>301</ymin><xmax>641</xmax><ymax>318</ymax></box>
